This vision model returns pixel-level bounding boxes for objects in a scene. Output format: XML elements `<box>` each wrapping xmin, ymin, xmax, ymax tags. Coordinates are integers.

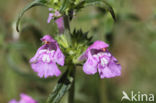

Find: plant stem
<box><xmin>68</xmin><ymin>65</ymin><xmax>76</xmax><ymax>103</ymax></box>
<box><xmin>63</xmin><ymin>14</ymin><xmax>75</xmax><ymax>103</ymax></box>
<box><xmin>63</xmin><ymin>15</ymin><xmax>72</xmax><ymax>45</ymax></box>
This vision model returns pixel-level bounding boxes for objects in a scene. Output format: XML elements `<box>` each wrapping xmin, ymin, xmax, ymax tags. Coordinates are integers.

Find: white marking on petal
<box><xmin>46</xmin><ymin>56</ymin><xmax>50</xmax><ymax>63</ymax></box>
<box><xmin>101</xmin><ymin>58</ymin><xmax>108</xmax><ymax>66</ymax></box>
<box><xmin>93</xmin><ymin>54</ymin><xmax>99</xmax><ymax>61</ymax></box>
<box><xmin>93</xmin><ymin>55</ymin><xmax>99</xmax><ymax>58</ymax></box>
<box><xmin>104</xmin><ymin>52</ymin><xmax>111</xmax><ymax>57</ymax></box>
<box><xmin>50</xmin><ymin>50</ymin><xmax>55</xmax><ymax>55</ymax></box>
<box><xmin>97</xmin><ymin>52</ymin><xmax>105</xmax><ymax>57</ymax></box>
<box><xmin>39</xmin><ymin>49</ymin><xmax>56</xmax><ymax>63</ymax></box>
<box><xmin>47</xmin><ymin>50</ymin><xmax>50</xmax><ymax>53</ymax></box>
<box><xmin>107</xmin><ymin>53</ymin><xmax>111</xmax><ymax>56</ymax></box>
<box><xmin>39</xmin><ymin>49</ymin><xmax>47</xmax><ymax>54</ymax></box>
<box><xmin>42</xmin><ymin>54</ymin><xmax>50</xmax><ymax>63</ymax></box>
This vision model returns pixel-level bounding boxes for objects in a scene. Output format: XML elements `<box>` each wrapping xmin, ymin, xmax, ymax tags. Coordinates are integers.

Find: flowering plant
<box><xmin>10</xmin><ymin>0</ymin><xmax>122</xmax><ymax>103</ymax></box>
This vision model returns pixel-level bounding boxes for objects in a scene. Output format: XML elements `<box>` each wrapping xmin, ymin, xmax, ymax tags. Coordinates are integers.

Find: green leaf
<box><xmin>74</xmin><ymin>1</ymin><xmax>85</xmax><ymax>12</ymax></box>
<box><xmin>60</xmin><ymin>0</ymin><xmax>70</xmax><ymax>13</ymax></box>
<box><xmin>47</xmin><ymin>68</ymin><xmax>74</xmax><ymax>103</ymax></box>
<box><xmin>16</xmin><ymin>0</ymin><xmax>48</xmax><ymax>32</ymax></box>
<box><xmin>84</xmin><ymin>0</ymin><xmax>117</xmax><ymax>22</ymax></box>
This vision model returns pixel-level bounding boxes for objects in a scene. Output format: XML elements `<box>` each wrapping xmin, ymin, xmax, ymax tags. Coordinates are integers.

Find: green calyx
<box><xmin>48</xmin><ymin>0</ymin><xmax>85</xmax><ymax>14</ymax></box>
<box><xmin>56</xmin><ymin>29</ymin><xmax>92</xmax><ymax>65</ymax></box>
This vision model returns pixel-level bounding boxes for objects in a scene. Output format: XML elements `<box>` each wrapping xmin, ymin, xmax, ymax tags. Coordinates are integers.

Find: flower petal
<box><xmin>79</xmin><ymin>51</ymin><xmax>88</xmax><ymax>61</ymax></box>
<box><xmin>83</xmin><ymin>51</ymin><xmax>98</xmax><ymax>74</ymax></box>
<box><xmin>89</xmin><ymin>40</ymin><xmax>109</xmax><ymax>50</ymax></box>
<box><xmin>31</xmin><ymin>62</ymin><xmax>61</xmax><ymax>78</ymax></box>
<box><xmin>98</xmin><ymin>56</ymin><xmax>121</xmax><ymax>78</ymax></box>
<box><xmin>55</xmin><ymin>17</ymin><xmax>64</xmax><ymax>33</ymax></box>
<box><xmin>49</xmin><ymin>8</ymin><xmax>53</xmax><ymax>11</ymax></box>
<box><xmin>108</xmin><ymin>56</ymin><xmax>121</xmax><ymax>76</ymax></box>
<box><xmin>20</xmin><ymin>93</ymin><xmax>37</xmax><ymax>103</ymax></box>
<box><xmin>54</xmin><ymin>44</ymin><xmax>65</xmax><ymax>66</ymax></box>
<box><xmin>47</xmin><ymin>13</ymin><xmax>54</xmax><ymax>23</ymax></box>
<box><xmin>54</xmin><ymin>11</ymin><xmax>61</xmax><ymax>16</ymax></box>
<box><xmin>29</xmin><ymin>45</ymin><xmax>45</xmax><ymax>63</ymax></box>
<box><xmin>98</xmin><ymin>66</ymin><xmax>115</xmax><ymax>78</ymax></box>
<box><xmin>40</xmin><ymin>35</ymin><xmax>55</xmax><ymax>42</ymax></box>
<box><xmin>9</xmin><ymin>99</ymin><xmax>18</xmax><ymax>103</ymax></box>
<box><xmin>30</xmin><ymin>35</ymin><xmax>64</xmax><ymax>78</ymax></box>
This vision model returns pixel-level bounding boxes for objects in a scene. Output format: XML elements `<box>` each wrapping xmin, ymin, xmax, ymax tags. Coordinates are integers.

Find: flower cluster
<box><xmin>26</xmin><ymin>8</ymin><xmax>121</xmax><ymax>79</ymax></box>
<box><xmin>9</xmin><ymin>93</ymin><xmax>37</xmax><ymax>103</ymax></box>
<box><xmin>11</xmin><ymin>2</ymin><xmax>122</xmax><ymax>103</ymax></box>
<box><xmin>27</xmin><ymin>7</ymin><xmax>122</xmax><ymax>79</ymax></box>
<box><xmin>29</xmin><ymin>34</ymin><xmax>121</xmax><ymax>79</ymax></box>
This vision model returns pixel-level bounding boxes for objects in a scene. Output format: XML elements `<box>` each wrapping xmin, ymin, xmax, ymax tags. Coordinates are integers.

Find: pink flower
<box><xmin>47</xmin><ymin>13</ymin><xmax>54</xmax><ymax>23</ymax></box>
<box><xmin>55</xmin><ymin>17</ymin><xmax>64</xmax><ymax>33</ymax></box>
<box><xmin>54</xmin><ymin>10</ymin><xmax>61</xmax><ymax>17</ymax></box>
<box><xmin>47</xmin><ymin>9</ymin><xmax>61</xmax><ymax>23</ymax></box>
<box><xmin>30</xmin><ymin>35</ymin><xmax>65</xmax><ymax>78</ymax></box>
<box><xmin>47</xmin><ymin>8</ymin><xmax>64</xmax><ymax>33</ymax></box>
<box><xmin>80</xmin><ymin>41</ymin><xmax>121</xmax><ymax>78</ymax></box>
<box><xmin>9</xmin><ymin>93</ymin><xmax>37</xmax><ymax>103</ymax></box>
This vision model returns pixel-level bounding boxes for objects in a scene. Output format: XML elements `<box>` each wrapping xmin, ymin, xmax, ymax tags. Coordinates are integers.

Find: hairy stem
<box><xmin>68</xmin><ymin>65</ymin><xmax>76</xmax><ymax>103</ymax></box>
<box><xmin>63</xmin><ymin>15</ymin><xmax>71</xmax><ymax>45</ymax></box>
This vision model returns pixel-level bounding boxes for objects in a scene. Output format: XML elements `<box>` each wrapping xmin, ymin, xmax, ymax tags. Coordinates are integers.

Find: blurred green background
<box><xmin>0</xmin><ymin>0</ymin><xmax>156</xmax><ymax>103</ymax></box>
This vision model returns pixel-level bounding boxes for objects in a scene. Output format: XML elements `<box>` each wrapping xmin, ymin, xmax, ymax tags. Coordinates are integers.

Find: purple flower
<box><xmin>55</xmin><ymin>17</ymin><xmax>64</xmax><ymax>34</ymax></box>
<box><xmin>47</xmin><ymin>9</ymin><xmax>61</xmax><ymax>24</ymax></box>
<box><xmin>9</xmin><ymin>93</ymin><xmax>37</xmax><ymax>103</ymax></box>
<box><xmin>9</xmin><ymin>99</ymin><xmax>17</xmax><ymax>103</ymax></box>
<box><xmin>47</xmin><ymin>13</ymin><xmax>54</xmax><ymax>23</ymax></box>
<box><xmin>49</xmin><ymin>8</ymin><xmax>53</xmax><ymax>11</ymax></box>
<box><xmin>80</xmin><ymin>41</ymin><xmax>121</xmax><ymax>78</ymax></box>
<box><xmin>47</xmin><ymin>9</ymin><xmax>64</xmax><ymax>33</ymax></box>
<box><xmin>30</xmin><ymin>35</ymin><xmax>65</xmax><ymax>78</ymax></box>
<box><xmin>54</xmin><ymin>10</ymin><xmax>61</xmax><ymax>17</ymax></box>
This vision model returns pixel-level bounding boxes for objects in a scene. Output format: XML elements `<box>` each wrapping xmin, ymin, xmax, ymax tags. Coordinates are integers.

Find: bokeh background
<box><xmin>0</xmin><ymin>0</ymin><xmax>156</xmax><ymax>103</ymax></box>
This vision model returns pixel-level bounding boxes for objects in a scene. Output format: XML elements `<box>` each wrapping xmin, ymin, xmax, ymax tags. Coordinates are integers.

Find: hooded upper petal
<box><xmin>89</xmin><ymin>40</ymin><xmax>109</xmax><ymax>50</ymax></box>
<box><xmin>40</xmin><ymin>34</ymin><xmax>55</xmax><ymax>42</ymax></box>
<box><xmin>79</xmin><ymin>41</ymin><xmax>109</xmax><ymax>61</ymax></box>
